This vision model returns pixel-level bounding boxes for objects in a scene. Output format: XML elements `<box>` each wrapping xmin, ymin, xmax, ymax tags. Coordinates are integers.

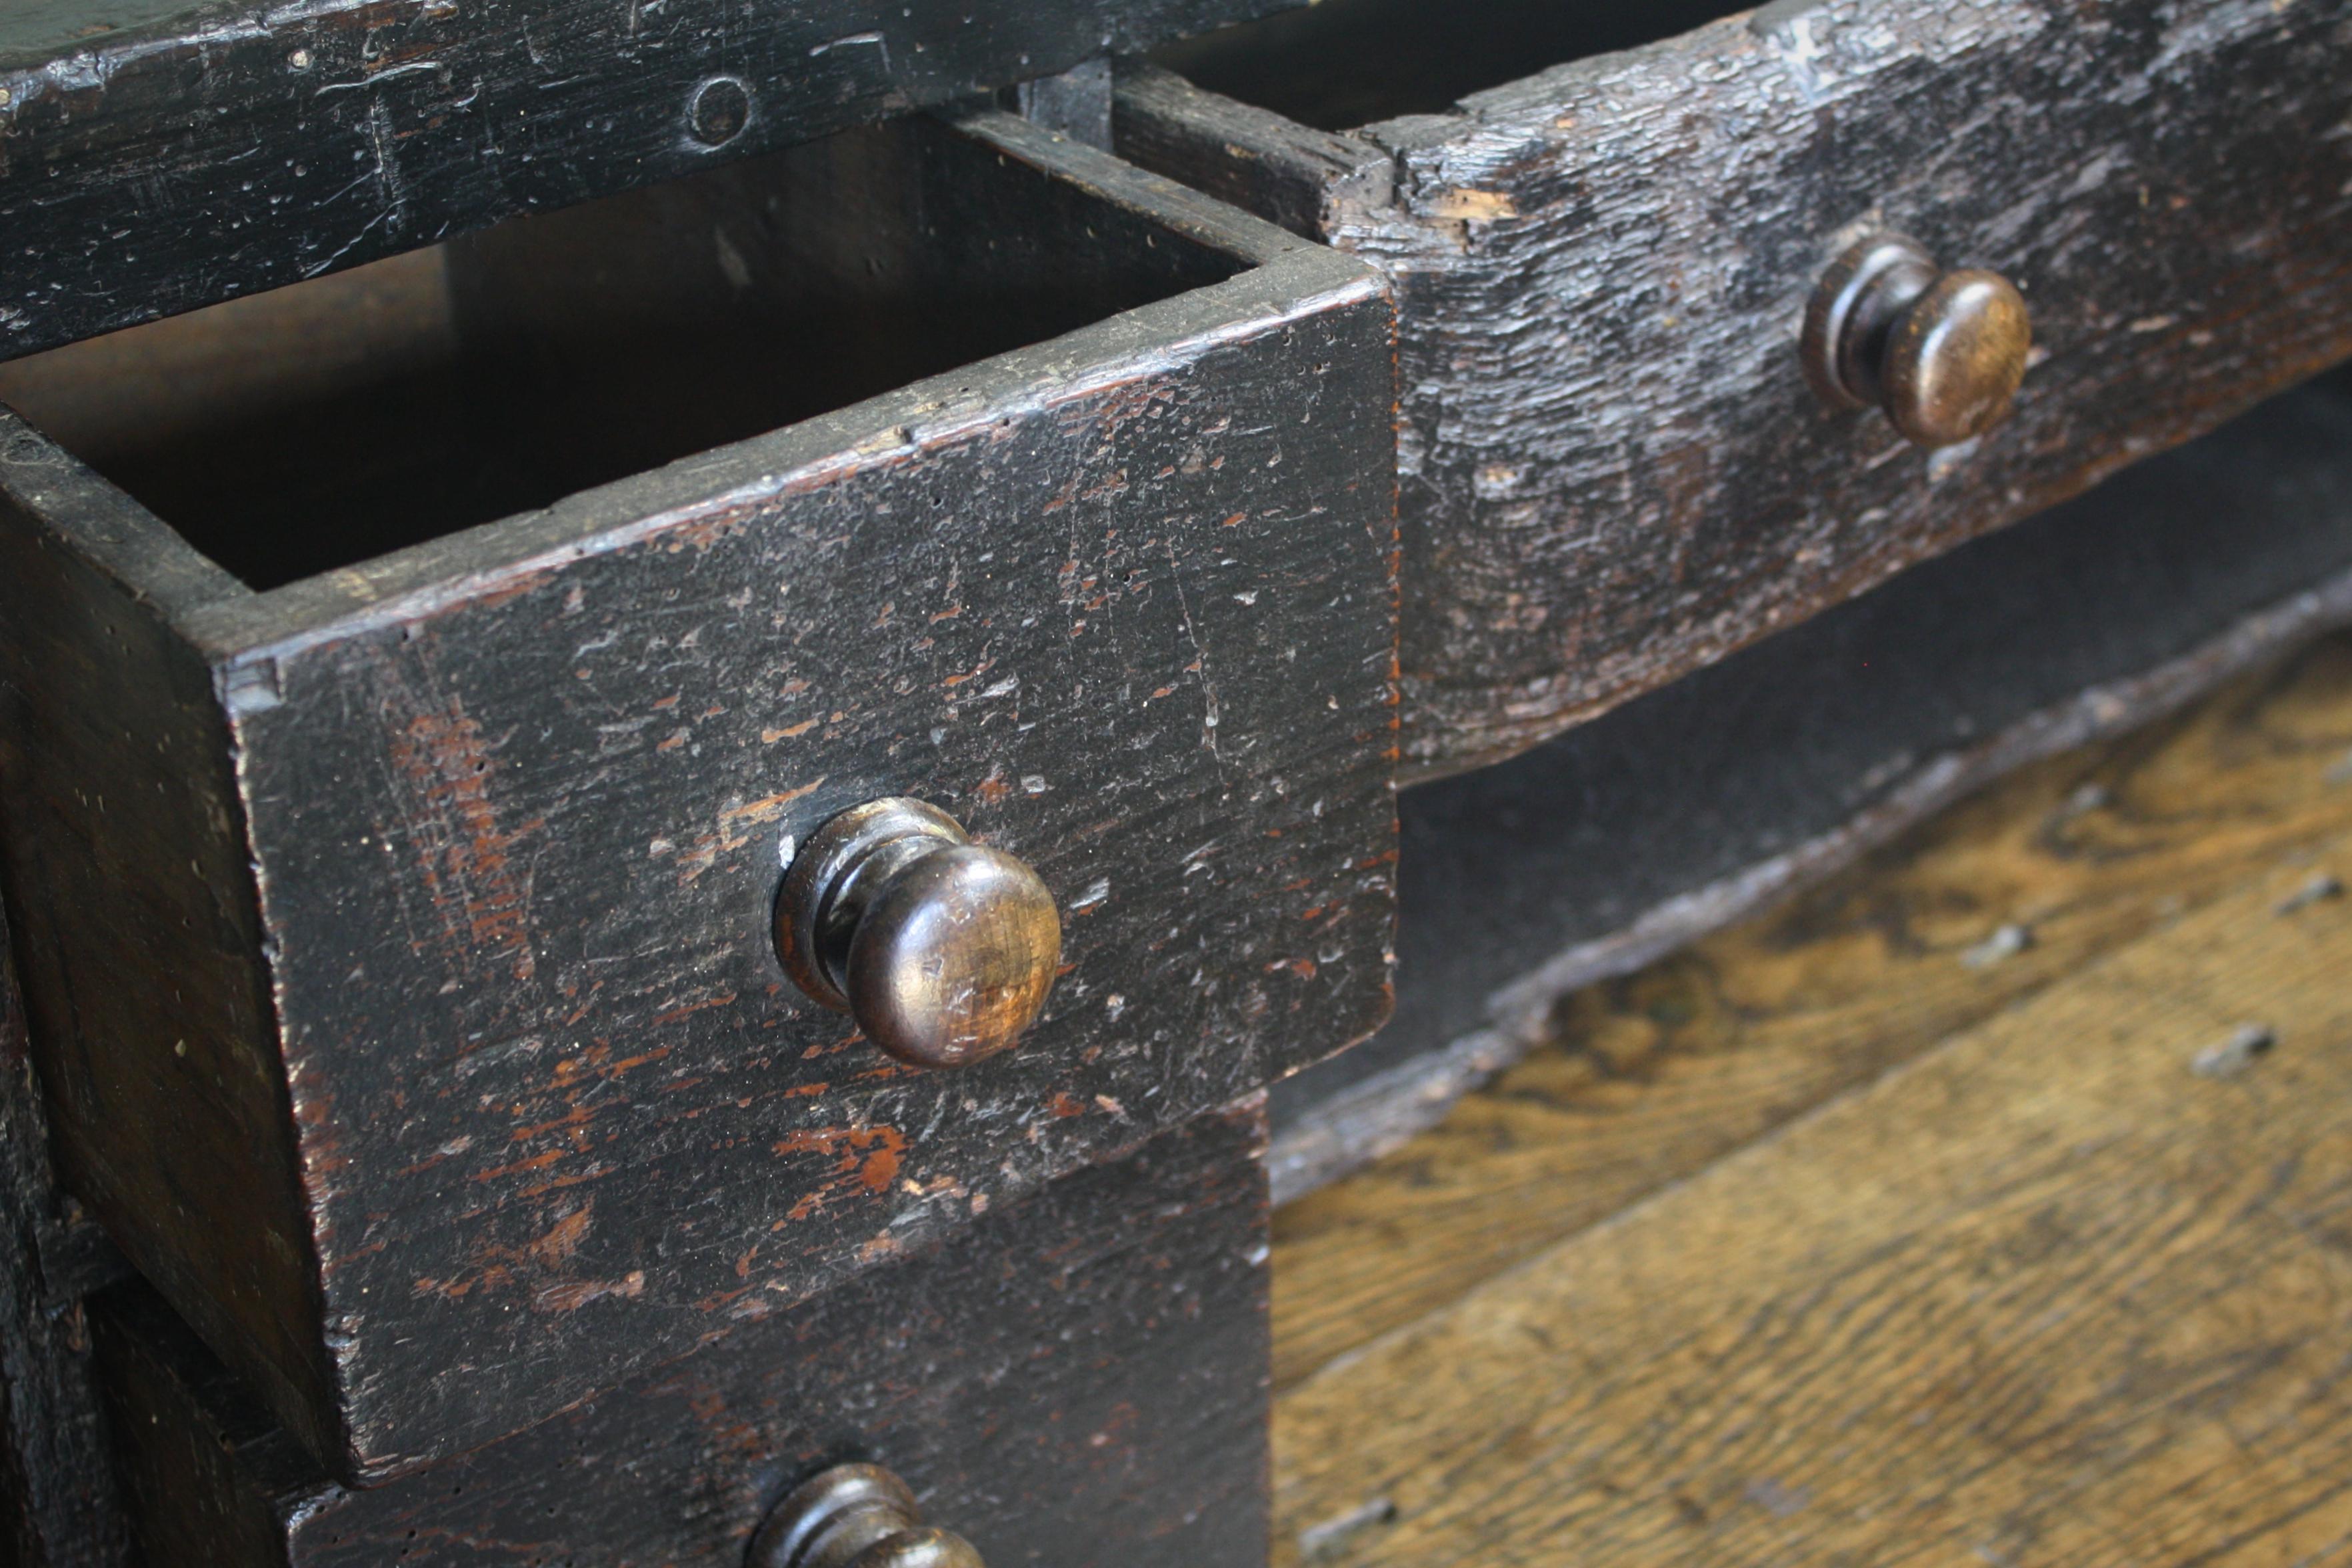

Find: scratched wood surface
<box><xmin>0</xmin><ymin>110</ymin><xmax>1397</xmax><ymax>1479</ymax></box>
<box><xmin>96</xmin><ymin>1101</ymin><xmax>1272</xmax><ymax>1568</ymax></box>
<box><xmin>1273</xmin><ymin>625</ymin><xmax>2352</xmax><ymax>1394</ymax></box>
<box><xmin>0</xmin><ymin>0</ymin><xmax>1309</xmax><ymax>360</ymax></box>
<box><xmin>1267</xmin><ymin>376</ymin><xmax>2352</xmax><ymax>1197</ymax></box>
<box><xmin>1128</xmin><ymin>0</ymin><xmax>2352</xmax><ymax>777</ymax></box>
<box><xmin>1271</xmin><ymin>778</ymin><xmax>2352</xmax><ymax>1565</ymax></box>
<box><xmin>0</xmin><ymin>901</ymin><xmax>128</xmax><ymax>1568</ymax></box>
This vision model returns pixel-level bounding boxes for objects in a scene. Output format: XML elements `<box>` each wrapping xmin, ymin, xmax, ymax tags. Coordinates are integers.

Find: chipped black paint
<box><xmin>97</xmin><ymin>1102</ymin><xmax>1273</xmax><ymax>1568</ymax></box>
<box><xmin>1121</xmin><ymin>0</ymin><xmax>2352</xmax><ymax>777</ymax></box>
<box><xmin>0</xmin><ymin>900</ymin><xmax>130</xmax><ymax>1568</ymax></box>
<box><xmin>0</xmin><ymin>111</ymin><xmax>1397</xmax><ymax>1480</ymax></box>
<box><xmin>0</xmin><ymin>0</ymin><xmax>1313</xmax><ymax>359</ymax></box>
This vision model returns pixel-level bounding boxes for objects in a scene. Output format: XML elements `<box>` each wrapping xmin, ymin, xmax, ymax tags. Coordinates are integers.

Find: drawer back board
<box><xmin>0</xmin><ymin>108</ymin><xmax>1398</xmax><ymax>1481</ymax></box>
<box><xmin>1130</xmin><ymin>0</ymin><xmax>2352</xmax><ymax>777</ymax></box>
<box><xmin>0</xmin><ymin>0</ymin><xmax>1318</xmax><ymax>359</ymax></box>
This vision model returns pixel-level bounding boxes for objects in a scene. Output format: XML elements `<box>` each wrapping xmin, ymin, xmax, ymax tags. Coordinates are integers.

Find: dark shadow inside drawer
<box><xmin>0</xmin><ymin>117</ymin><xmax>1243</xmax><ymax>591</ymax></box>
<box><xmin>1151</xmin><ymin>0</ymin><xmax>1746</xmax><ymax>129</ymax></box>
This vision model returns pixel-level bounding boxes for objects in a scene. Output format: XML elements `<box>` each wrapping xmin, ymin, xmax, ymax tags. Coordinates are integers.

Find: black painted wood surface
<box><xmin>0</xmin><ymin>109</ymin><xmax>1396</xmax><ymax>1481</ymax></box>
<box><xmin>0</xmin><ymin>0</ymin><xmax>1314</xmax><ymax>361</ymax></box>
<box><xmin>0</xmin><ymin>900</ymin><xmax>129</xmax><ymax>1568</ymax></box>
<box><xmin>1123</xmin><ymin>0</ymin><xmax>2352</xmax><ymax>777</ymax></box>
<box><xmin>95</xmin><ymin>1099</ymin><xmax>1271</xmax><ymax>1568</ymax></box>
<box><xmin>1271</xmin><ymin>373</ymin><xmax>2352</xmax><ymax>1197</ymax></box>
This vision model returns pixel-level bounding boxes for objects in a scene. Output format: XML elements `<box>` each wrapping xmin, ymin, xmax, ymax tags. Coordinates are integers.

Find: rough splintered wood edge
<box><xmin>1267</xmin><ymin>561</ymin><xmax>2352</xmax><ymax>1203</ymax></box>
<box><xmin>1111</xmin><ymin>61</ymin><xmax>1394</xmax><ymax>241</ymax></box>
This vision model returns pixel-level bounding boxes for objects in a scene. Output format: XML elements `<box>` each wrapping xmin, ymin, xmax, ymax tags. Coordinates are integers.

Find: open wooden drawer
<box><xmin>1125</xmin><ymin>0</ymin><xmax>2352</xmax><ymax>777</ymax></box>
<box><xmin>0</xmin><ymin>107</ymin><xmax>1396</xmax><ymax>1481</ymax></box>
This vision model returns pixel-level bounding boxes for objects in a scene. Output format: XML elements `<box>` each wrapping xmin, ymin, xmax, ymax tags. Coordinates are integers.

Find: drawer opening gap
<box><xmin>0</xmin><ymin>118</ymin><xmax>1244</xmax><ymax>592</ymax></box>
<box><xmin>1150</xmin><ymin>0</ymin><xmax>1753</xmax><ymax>131</ymax></box>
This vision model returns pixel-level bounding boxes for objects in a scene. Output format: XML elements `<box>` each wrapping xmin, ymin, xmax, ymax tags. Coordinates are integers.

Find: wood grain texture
<box><xmin>0</xmin><ymin>900</ymin><xmax>129</xmax><ymax>1568</ymax></box>
<box><xmin>1273</xmin><ymin>823</ymin><xmax>2352</xmax><ymax>1565</ymax></box>
<box><xmin>0</xmin><ymin>0</ymin><xmax>1309</xmax><ymax>359</ymax></box>
<box><xmin>0</xmin><ymin>110</ymin><xmax>1397</xmax><ymax>1479</ymax></box>
<box><xmin>1123</xmin><ymin>0</ymin><xmax>2352</xmax><ymax>777</ymax></box>
<box><xmin>97</xmin><ymin>1100</ymin><xmax>1272</xmax><ymax>1568</ymax></box>
<box><xmin>1275</xmin><ymin>621</ymin><xmax>2352</xmax><ymax>1395</ymax></box>
<box><xmin>1269</xmin><ymin>375</ymin><xmax>2352</xmax><ymax>1201</ymax></box>
<box><xmin>0</xmin><ymin>421</ymin><xmax>343</xmax><ymax>1467</ymax></box>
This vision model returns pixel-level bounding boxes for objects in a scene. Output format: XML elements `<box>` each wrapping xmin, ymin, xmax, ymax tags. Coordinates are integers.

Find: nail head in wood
<box><xmin>1803</xmin><ymin>234</ymin><xmax>2031</xmax><ymax>449</ymax></box>
<box><xmin>689</xmin><ymin>77</ymin><xmax>751</xmax><ymax>147</ymax></box>
<box><xmin>775</xmin><ymin>799</ymin><xmax>1061</xmax><ymax>1070</ymax></box>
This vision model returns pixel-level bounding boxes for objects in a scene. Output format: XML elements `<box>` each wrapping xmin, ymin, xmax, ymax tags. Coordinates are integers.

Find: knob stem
<box><xmin>751</xmin><ymin>1463</ymin><xmax>987</xmax><ymax>1568</ymax></box>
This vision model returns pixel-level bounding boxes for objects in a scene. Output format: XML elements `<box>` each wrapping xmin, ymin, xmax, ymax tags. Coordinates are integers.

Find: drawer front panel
<box><xmin>1128</xmin><ymin>0</ymin><xmax>2352</xmax><ymax>776</ymax></box>
<box><xmin>0</xmin><ymin>111</ymin><xmax>1395</xmax><ymax>1479</ymax></box>
<box><xmin>233</xmin><ymin>255</ymin><xmax>1391</xmax><ymax>1472</ymax></box>
<box><xmin>97</xmin><ymin>1103</ymin><xmax>1271</xmax><ymax>1568</ymax></box>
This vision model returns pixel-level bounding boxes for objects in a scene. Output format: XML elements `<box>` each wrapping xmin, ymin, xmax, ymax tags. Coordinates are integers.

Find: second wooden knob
<box><xmin>1802</xmin><ymin>233</ymin><xmax>2031</xmax><ymax>449</ymax></box>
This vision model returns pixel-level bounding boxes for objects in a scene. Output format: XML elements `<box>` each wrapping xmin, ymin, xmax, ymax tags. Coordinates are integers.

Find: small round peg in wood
<box><xmin>775</xmin><ymin>798</ymin><xmax>1060</xmax><ymax>1071</ymax></box>
<box><xmin>1801</xmin><ymin>233</ymin><xmax>2031</xmax><ymax>449</ymax></box>
<box><xmin>749</xmin><ymin>1463</ymin><xmax>988</xmax><ymax>1568</ymax></box>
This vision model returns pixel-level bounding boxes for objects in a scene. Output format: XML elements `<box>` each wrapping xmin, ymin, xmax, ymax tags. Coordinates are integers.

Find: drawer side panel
<box><xmin>0</xmin><ymin>417</ymin><xmax>342</xmax><ymax>1467</ymax></box>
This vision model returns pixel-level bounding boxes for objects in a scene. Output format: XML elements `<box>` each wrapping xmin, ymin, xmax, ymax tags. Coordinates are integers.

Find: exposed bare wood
<box><xmin>1273</xmin><ymin>796</ymin><xmax>2352</xmax><ymax>1566</ymax></box>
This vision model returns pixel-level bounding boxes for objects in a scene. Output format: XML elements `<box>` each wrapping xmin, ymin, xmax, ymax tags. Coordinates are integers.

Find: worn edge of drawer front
<box><xmin>0</xmin><ymin>107</ymin><xmax>1397</xmax><ymax>1481</ymax></box>
<box><xmin>1117</xmin><ymin>0</ymin><xmax>2352</xmax><ymax>779</ymax></box>
<box><xmin>93</xmin><ymin>1097</ymin><xmax>1272</xmax><ymax>1568</ymax></box>
<box><xmin>0</xmin><ymin>0</ymin><xmax>1322</xmax><ymax>361</ymax></box>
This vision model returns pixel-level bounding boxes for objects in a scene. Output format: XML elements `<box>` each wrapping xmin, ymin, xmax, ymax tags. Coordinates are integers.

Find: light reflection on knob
<box><xmin>775</xmin><ymin>798</ymin><xmax>1060</xmax><ymax>1071</ymax></box>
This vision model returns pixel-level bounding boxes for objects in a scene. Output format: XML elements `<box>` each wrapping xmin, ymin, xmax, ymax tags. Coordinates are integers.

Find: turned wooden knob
<box><xmin>749</xmin><ymin>1463</ymin><xmax>987</xmax><ymax>1568</ymax></box>
<box><xmin>1802</xmin><ymin>234</ymin><xmax>2031</xmax><ymax>449</ymax></box>
<box><xmin>775</xmin><ymin>799</ymin><xmax>1060</xmax><ymax>1070</ymax></box>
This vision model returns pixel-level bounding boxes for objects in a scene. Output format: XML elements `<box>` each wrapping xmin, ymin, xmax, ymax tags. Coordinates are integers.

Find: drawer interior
<box><xmin>1151</xmin><ymin>0</ymin><xmax>1748</xmax><ymax>130</ymax></box>
<box><xmin>0</xmin><ymin>118</ymin><xmax>1243</xmax><ymax>591</ymax></box>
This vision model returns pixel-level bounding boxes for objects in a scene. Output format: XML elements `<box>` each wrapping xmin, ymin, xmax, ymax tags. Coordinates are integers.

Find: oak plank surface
<box><xmin>1272</xmin><ymin>793</ymin><xmax>2352</xmax><ymax>1565</ymax></box>
<box><xmin>1272</xmin><ymin>630</ymin><xmax>2352</xmax><ymax>1393</ymax></box>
